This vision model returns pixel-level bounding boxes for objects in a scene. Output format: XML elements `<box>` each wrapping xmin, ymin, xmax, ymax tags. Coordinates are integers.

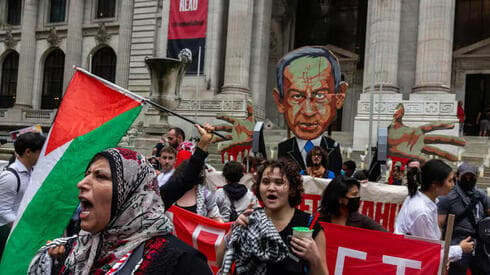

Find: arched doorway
<box><xmin>91</xmin><ymin>46</ymin><xmax>116</xmax><ymax>83</ymax></box>
<box><xmin>42</xmin><ymin>49</ymin><xmax>65</xmax><ymax>109</ymax></box>
<box><xmin>0</xmin><ymin>50</ymin><xmax>19</xmax><ymax>108</ymax></box>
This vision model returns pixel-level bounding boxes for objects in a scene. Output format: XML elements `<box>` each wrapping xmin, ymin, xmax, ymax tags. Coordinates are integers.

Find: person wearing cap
<box><xmin>437</xmin><ymin>162</ymin><xmax>490</xmax><ymax>275</ymax></box>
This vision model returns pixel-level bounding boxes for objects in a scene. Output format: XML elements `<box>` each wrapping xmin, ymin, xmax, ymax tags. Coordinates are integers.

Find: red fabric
<box><xmin>167</xmin><ymin>206</ymin><xmax>233</xmax><ymax>274</ymax></box>
<box><xmin>320</xmin><ymin>222</ymin><xmax>443</xmax><ymax>274</ymax></box>
<box><xmin>168</xmin><ymin>0</ymin><xmax>208</xmax><ymax>39</ymax></box>
<box><xmin>45</xmin><ymin>71</ymin><xmax>141</xmax><ymax>155</ymax></box>
<box><xmin>457</xmin><ymin>105</ymin><xmax>465</xmax><ymax>122</ymax></box>
<box><xmin>175</xmin><ymin>149</ymin><xmax>192</xmax><ymax>168</ymax></box>
<box><xmin>299</xmin><ymin>194</ymin><xmax>402</xmax><ymax>232</ymax></box>
<box><xmin>134</xmin><ymin>237</ymin><xmax>167</xmax><ymax>275</ymax></box>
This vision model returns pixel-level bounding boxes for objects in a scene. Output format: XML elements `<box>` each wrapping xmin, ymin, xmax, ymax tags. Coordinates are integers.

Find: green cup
<box><xmin>292</xmin><ymin>226</ymin><xmax>313</xmax><ymax>239</ymax></box>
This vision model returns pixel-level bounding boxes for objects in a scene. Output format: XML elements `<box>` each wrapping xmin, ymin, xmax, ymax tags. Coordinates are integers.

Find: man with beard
<box><xmin>306</xmin><ymin>146</ymin><xmax>334</xmax><ymax>179</ymax></box>
<box><xmin>438</xmin><ymin>162</ymin><xmax>490</xmax><ymax>274</ymax></box>
<box><xmin>166</xmin><ymin>127</ymin><xmax>192</xmax><ymax>168</ymax></box>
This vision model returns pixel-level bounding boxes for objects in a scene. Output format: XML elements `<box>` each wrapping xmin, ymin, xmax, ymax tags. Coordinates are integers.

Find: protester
<box><xmin>29</xmin><ymin>148</ymin><xmax>212</xmax><ymax>274</ymax></box>
<box><xmin>319</xmin><ymin>175</ymin><xmax>386</xmax><ymax>231</ymax></box>
<box><xmin>306</xmin><ymin>146</ymin><xmax>335</xmax><ymax>179</ymax></box>
<box><xmin>457</xmin><ymin>101</ymin><xmax>465</xmax><ymax>136</ymax></box>
<box><xmin>395</xmin><ymin>159</ymin><xmax>474</xmax><ymax>262</ymax></box>
<box><xmin>0</xmin><ymin>132</ymin><xmax>45</xmax><ymax>259</ymax></box>
<box><xmin>157</xmin><ymin>146</ymin><xmax>177</xmax><ymax>187</ymax></box>
<box><xmin>476</xmin><ymin>107</ymin><xmax>490</xmax><ymax>137</ymax></box>
<box><xmin>242</xmin><ymin>155</ymin><xmax>264</xmax><ymax>174</ymax></box>
<box><xmin>352</xmin><ymin>169</ymin><xmax>369</xmax><ymax>183</ymax></box>
<box><xmin>218</xmin><ymin>159</ymin><xmax>327</xmax><ymax>275</ymax></box>
<box><xmin>341</xmin><ymin>160</ymin><xmax>356</xmax><ymax>177</ymax></box>
<box><xmin>173</xmin><ymin>160</ymin><xmax>222</xmax><ymax>222</ymax></box>
<box><xmin>215</xmin><ymin>161</ymin><xmax>256</xmax><ymax>222</ymax></box>
<box><xmin>438</xmin><ymin>162</ymin><xmax>490</xmax><ymax>274</ymax></box>
<box><xmin>152</xmin><ymin>135</ymin><xmax>166</xmax><ymax>157</ymax></box>
<box><xmin>159</xmin><ymin>123</ymin><xmax>214</xmax><ymax>210</ymax></box>
<box><xmin>167</xmin><ymin>127</ymin><xmax>193</xmax><ymax>167</ymax></box>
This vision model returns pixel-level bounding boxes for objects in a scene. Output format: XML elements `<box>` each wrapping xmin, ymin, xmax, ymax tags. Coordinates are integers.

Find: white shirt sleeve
<box><xmin>448</xmin><ymin>245</ymin><xmax>463</xmax><ymax>262</ymax></box>
<box><xmin>0</xmin><ymin>171</ymin><xmax>19</xmax><ymax>226</ymax></box>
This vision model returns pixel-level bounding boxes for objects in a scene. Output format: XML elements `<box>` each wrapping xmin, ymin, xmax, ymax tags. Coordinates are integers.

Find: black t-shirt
<box><xmin>267</xmin><ymin>209</ymin><xmax>322</xmax><ymax>275</ymax></box>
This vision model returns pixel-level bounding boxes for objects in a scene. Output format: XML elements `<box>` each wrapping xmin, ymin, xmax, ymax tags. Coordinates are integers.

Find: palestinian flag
<box><xmin>0</xmin><ymin>69</ymin><xmax>143</xmax><ymax>274</ymax></box>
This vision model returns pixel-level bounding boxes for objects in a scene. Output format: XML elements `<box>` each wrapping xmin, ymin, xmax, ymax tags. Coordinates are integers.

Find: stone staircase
<box><xmin>1</xmin><ymin>129</ymin><xmax>487</xmax><ymax>190</ymax></box>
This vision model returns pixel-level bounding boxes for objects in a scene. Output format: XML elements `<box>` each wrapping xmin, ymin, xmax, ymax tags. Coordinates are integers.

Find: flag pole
<box><xmin>74</xmin><ymin>67</ymin><xmax>226</xmax><ymax>139</ymax></box>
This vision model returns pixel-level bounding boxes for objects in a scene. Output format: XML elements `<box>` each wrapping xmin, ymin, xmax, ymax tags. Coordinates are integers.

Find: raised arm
<box><xmin>160</xmin><ymin>124</ymin><xmax>214</xmax><ymax>210</ymax></box>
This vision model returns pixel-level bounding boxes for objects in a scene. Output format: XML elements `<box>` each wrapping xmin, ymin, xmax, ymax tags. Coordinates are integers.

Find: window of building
<box><xmin>95</xmin><ymin>0</ymin><xmax>116</xmax><ymax>19</ymax></box>
<box><xmin>91</xmin><ymin>46</ymin><xmax>116</xmax><ymax>82</ymax></box>
<box><xmin>0</xmin><ymin>51</ymin><xmax>19</xmax><ymax>108</ymax></box>
<box><xmin>7</xmin><ymin>0</ymin><xmax>22</xmax><ymax>25</ymax></box>
<box><xmin>42</xmin><ymin>49</ymin><xmax>65</xmax><ymax>109</ymax></box>
<box><xmin>49</xmin><ymin>0</ymin><xmax>67</xmax><ymax>23</ymax></box>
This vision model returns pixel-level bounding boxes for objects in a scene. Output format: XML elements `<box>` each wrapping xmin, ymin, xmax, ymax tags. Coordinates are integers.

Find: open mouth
<box><xmin>298</xmin><ymin>122</ymin><xmax>319</xmax><ymax>131</ymax></box>
<box><xmin>266</xmin><ymin>194</ymin><xmax>278</xmax><ymax>200</ymax></box>
<box><xmin>79</xmin><ymin>197</ymin><xmax>93</xmax><ymax>219</ymax></box>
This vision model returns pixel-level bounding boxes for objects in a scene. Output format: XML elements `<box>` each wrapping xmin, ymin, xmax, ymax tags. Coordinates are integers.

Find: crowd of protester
<box><xmin>1</xmin><ymin>124</ymin><xmax>489</xmax><ymax>275</ymax></box>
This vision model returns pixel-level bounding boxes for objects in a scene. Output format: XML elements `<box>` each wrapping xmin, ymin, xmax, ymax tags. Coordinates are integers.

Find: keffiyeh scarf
<box><xmin>219</xmin><ymin>208</ymin><xmax>288</xmax><ymax>275</ymax></box>
<box><xmin>62</xmin><ymin>148</ymin><xmax>173</xmax><ymax>275</ymax></box>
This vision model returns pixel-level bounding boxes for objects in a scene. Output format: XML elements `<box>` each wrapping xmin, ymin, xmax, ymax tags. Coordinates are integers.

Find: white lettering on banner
<box><xmin>334</xmin><ymin>247</ymin><xmax>367</xmax><ymax>275</ymax></box>
<box><xmin>191</xmin><ymin>224</ymin><xmax>226</xmax><ymax>265</ymax></box>
<box><xmin>382</xmin><ymin>255</ymin><xmax>422</xmax><ymax>275</ymax></box>
<box><xmin>179</xmin><ymin>0</ymin><xmax>198</xmax><ymax>12</ymax></box>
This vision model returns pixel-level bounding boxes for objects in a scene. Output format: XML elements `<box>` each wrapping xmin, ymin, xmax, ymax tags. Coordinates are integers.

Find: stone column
<box><xmin>63</xmin><ymin>0</ymin><xmax>84</xmax><ymax>91</ymax></box>
<box><xmin>362</xmin><ymin>0</ymin><xmax>402</xmax><ymax>93</ymax></box>
<box><xmin>249</xmin><ymin>0</ymin><xmax>272</xmax><ymax>120</ymax></box>
<box><xmin>205</xmin><ymin>0</ymin><xmax>225</xmax><ymax>93</ymax></box>
<box><xmin>15</xmin><ymin>0</ymin><xmax>38</xmax><ymax>108</ymax></box>
<box><xmin>413</xmin><ymin>0</ymin><xmax>456</xmax><ymax>93</ymax></box>
<box><xmin>221</xmin><ymin>0</ymin><xmax>254</xmax><ymax>97</ymax></box>
<box><xmin>115</xmin><ymin>0</ymin><xmax>135</xmax><ymax>88</ymax></box>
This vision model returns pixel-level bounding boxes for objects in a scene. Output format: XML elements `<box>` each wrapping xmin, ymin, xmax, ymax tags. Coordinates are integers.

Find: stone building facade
<box><xmin>0</xmin><ymin>0</ymin><xmax>488</xmax><ymax>147</ymax></box>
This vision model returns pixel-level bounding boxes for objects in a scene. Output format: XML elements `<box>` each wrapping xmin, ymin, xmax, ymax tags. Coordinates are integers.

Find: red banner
<box><xmin>298</xmin><ymin>194</ymin><xmax>402</xmax><ymax>232</ymax></box>
<box><xmin>167</xmin><ymin>205</ymin><xmax>232</xmax><ymax>274</ymax></box>
<box><xmin>321</xmin><ymin>222</ymin><xmax>443</xmax><ymax>275</ymax></box>
<box><xmin>168</xmin><ymin>0</ymin><xmax>208</xmax><ymax>39</ymax></box>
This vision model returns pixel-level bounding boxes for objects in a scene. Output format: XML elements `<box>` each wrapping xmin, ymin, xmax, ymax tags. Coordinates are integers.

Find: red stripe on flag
<box><xmin>45</xmin><ymin>71</ymin><xmax>141</xmax><ymax>155</ymax></box>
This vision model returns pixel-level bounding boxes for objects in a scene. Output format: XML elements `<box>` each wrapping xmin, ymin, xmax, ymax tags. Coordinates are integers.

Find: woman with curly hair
<box><xmin>218</xmin><ymin>159</ymin><xmax>327</xmax><ymax>275</ymax></box>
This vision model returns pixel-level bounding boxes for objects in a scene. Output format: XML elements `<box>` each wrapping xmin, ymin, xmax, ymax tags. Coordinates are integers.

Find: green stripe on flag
<box><xmin>0</xmin><ymin>106</ymin><xmax>142</xmax><ymax>274</ymax></box>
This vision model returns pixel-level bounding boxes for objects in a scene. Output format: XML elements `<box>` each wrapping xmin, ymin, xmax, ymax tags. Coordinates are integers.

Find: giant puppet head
<box><xmin>272</xmin><ymin>46</ymin><xmax>348</xmax><ymax>140</ymax></box>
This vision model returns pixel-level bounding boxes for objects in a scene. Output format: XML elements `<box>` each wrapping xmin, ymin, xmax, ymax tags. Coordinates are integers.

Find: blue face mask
<box><xmin>340</xmin><ymin>170</ymin><xmax>346</xmax><ymax>176</ymax></box>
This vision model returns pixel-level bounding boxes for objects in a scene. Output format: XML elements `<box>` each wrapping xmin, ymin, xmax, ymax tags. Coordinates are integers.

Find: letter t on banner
<box><xmin>382</xmin><ymin>255</ymin><xmax>421</xmax><ymax>275</ymax></box>
<box><xmin>334</xmin><ymin>247</ymin><xmax>367</xmax><ymax>275</ymax></box>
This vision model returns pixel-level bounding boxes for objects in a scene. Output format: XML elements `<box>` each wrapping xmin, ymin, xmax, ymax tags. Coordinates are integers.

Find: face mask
<box><xmin>346</xmin><ymin>197</ymin><xmax>361</xmax><ymax>213</ymax></box>
<box><xmin>459</xmin><ymin>176</ymin><xmax>476</xmax><ymax>192</ymax></box>
<box><xmin>340</xmin><ymin>170</ymin><xmax>346</xmax><ymax>176</ymax></box>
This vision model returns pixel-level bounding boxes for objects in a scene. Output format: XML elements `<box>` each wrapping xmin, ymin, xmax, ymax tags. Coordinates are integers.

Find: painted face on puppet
<box><xmin>274</xmin><ymin>56</ymin><xmax>346</xmax><ymax>140</ymax></box>
<box><xmin>77</xmin><ymin>157</ymin><xmax>113</xmax><ymax>234</ymax></box>
<box><xmin>259</xmin><ymin>167</ymin><xmax>291</xmax><ymax>211</ymax></box>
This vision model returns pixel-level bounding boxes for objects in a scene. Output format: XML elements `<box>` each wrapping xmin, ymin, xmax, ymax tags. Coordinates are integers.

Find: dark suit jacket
<box><xmin>278</xmin><ymin>136</ymin><xmax>342</xmax><ymax>175</ymax></box>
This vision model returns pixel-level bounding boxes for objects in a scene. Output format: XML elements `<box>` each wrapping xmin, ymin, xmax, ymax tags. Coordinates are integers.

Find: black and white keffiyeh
<box><xmin>28</xmin><ymin>235</ymin><xmax>78</xmax><ymax>275</ymax></box>
<box><xmin>219</xmin><ymin>208</ymin><xmax>288</xmax><ymax>275</ymax></box>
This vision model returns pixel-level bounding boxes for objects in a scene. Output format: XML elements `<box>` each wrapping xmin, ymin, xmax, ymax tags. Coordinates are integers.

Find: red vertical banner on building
<box><xmin>167</xmin><ymin>0</ymin><xmax>208</xmax><ymax>74</ymax></box>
